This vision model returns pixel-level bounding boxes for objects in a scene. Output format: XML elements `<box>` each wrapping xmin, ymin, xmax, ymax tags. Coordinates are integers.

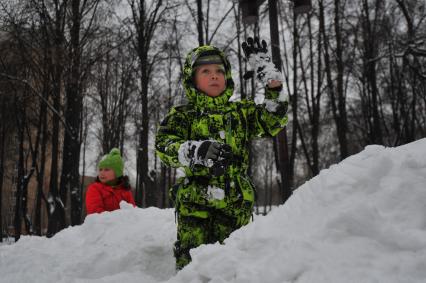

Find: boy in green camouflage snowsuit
<box><xmin>156</xmin><ymin>38</ymin><xmax>288</xmax><ymax>269</ymax></box>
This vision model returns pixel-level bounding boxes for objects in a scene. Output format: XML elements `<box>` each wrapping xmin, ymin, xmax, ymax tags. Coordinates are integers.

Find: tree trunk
<box><xmin>396</xmin><ymin>0</ymin><xmax>419</xmax><ymax>144</ymax></box>
<box><xmin>361</xmin><ymin>0</ymin><xmax>383</xmax><ymax>145</ymax></box>
<box><xmin>138</xmin><ymin>67</ymin><xmax>154</xmax><ymax>206</ymax></box>
<box><xmin>35</xmin><ymin>105</ymin><xmax>48</xmax><ymax>236</ymax></box>
<box><xmin>47</xmin><ymin>94</ymin><xmax>64</xmax><ymax>236</ymax></box>
<box><xmin>0</xmin><ymin>96</ymin><xmax>5</xmax><ymax>242</ymax></box>
<box><xmin>268</xmin><ymin>0</ymin><xmax>292</xmax><ymax>202</ymax></box>
<box><xmin>60</xmin><ymin>0</ymin><xmax>83</xmax><ymax>226</ymax></box>
<box><xmin>289</xmin><ymin>10</ymin><xmax>299</xmax><ymax>187</ymax></box>
<box><xmin>334</xmin><ymin>0</ymin><xmax>349</xmax><ymax>151</ymax></box>
<box><xmin>47</xmin><ymin>60</ymin><xmax>65</xmax><ymax>237</ymax></box>
<box><xmin>197</xmin><ymin>0</ymin><xmax>204</xmax><ymax>46</ymax></box>
<box><xmin>131</xmin><ymin>0</ymin><xmax>165</xmax><ymax>207</ymax></box>
<box><xmin>46</xmin><ymin>2</ymin><xmax>67</xmax><ymax>237</ymax></box>
<box><xmin>234</xmin><ymin>4</ymin><xmax>246</xmax><ymax>99</ymax></box>
<box><xmin>310</xmin><ymin>12</ymin><xmax>321</xmax><ymax>175</ymax></box>
<box><xmin>319</xmin><ymin>0</ymin><xmax>348</xmax><ymax>159</ymax></box>
<box><xmin>14</xmin><ymin>101</ymin><xmax>25</xmax><ymax>241</ymax></box>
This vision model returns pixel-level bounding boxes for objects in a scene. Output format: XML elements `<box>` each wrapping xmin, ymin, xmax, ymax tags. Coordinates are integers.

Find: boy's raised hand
<box><xmin>241</xmin><ymin>37</ymin><xmax>282</xmax><ymax>87</ymax></box>
<box><xmin>241</xmin><ymin>37</ymin><xmax>268</xmax><ymax>58</ymax></box>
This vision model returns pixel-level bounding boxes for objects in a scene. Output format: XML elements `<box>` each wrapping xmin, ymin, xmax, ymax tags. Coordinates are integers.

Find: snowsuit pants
<box><xmin>174</xmin><ymin>208</ymin><xmax>251</xmax><ymax>270</ymax></box>
<box><xmin>171</xmin><ymin>174</ymin><xmax>255</xmax><ymax>270</ymax></box>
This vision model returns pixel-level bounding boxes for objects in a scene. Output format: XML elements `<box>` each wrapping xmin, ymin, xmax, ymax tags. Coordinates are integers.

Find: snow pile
<box><xmin>174</xmin><ymin>139</ymin><xmax>426</xmax><ymax>283</ymax></box>
<box><xmin>0</xmin><ymin>206</ymin><xmax>176</xmax><ymax>283</ymax></box>
<box><xmin>1</xmin><ymin>139</ymin><xmax>426</xmax><ymax>283</ymax></box>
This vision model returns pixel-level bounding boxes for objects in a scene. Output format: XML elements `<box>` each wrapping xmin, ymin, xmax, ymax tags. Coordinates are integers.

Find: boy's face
<box><xmin>98</xmin><ymin>167</ymin><xmax>116</xmax><ymax>184</ymax></box>
<box><xmin>194</xmin><ymin>64</ymin><xmax>226</xmax><ymax>97</ymax></box>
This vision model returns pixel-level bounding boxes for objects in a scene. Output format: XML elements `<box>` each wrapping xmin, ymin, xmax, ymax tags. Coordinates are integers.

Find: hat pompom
<box><xmin>110</xmin><ymin>148</ymin><xmax>121</xmax><ymax>156</ymax></box>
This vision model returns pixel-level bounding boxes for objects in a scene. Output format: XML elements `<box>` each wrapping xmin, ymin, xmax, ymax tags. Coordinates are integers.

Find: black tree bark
<box><xmin>269</xmin><ymin>0</ymin><xmax>292</xmax><ymax>203</ymax></box>
<box><xmin>60</xmin><ymin>0</ymin><xmax>84</xmax><ymax>226</ymax></box>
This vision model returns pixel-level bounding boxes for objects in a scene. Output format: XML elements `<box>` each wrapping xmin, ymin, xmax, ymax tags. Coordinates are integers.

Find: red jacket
<box><xmin>85</xmin><ymin>179</ymin><xmax>136</xmax><ymax>215</ymax></box>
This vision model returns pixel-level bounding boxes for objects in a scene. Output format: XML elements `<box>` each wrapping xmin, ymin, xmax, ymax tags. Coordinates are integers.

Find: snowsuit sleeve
<box><xmin>155</xmin><ymin>106</ymin><xmax>190</xmax><ymax>168</ymax></box>
<box><xmin>245</xmin><ymin>87</ymin><xmax>289</xmax><ymax>138</ymax></box>
<box><xmin>85</xmin><ymin>184</ymin><xmax>105</xmax><ymax>214</ymax></box>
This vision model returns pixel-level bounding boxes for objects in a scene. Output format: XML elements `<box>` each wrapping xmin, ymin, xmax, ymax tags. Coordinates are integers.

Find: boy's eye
<box><xmin>201</xmin><ymin>69</ymin><xmax>210</xmax><ymax>74</ymax></box>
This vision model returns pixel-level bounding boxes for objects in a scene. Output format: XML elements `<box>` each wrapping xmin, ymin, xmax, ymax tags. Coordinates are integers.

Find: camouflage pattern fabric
<box><xmin>173</xmin><ymin>212</ymin><xmax>244</xmax><ymax>270</ymax></box>
<box><xmin>155</xmin><ymin>45</ymin><xmax>288</xmax><ymax>269</ymax></box>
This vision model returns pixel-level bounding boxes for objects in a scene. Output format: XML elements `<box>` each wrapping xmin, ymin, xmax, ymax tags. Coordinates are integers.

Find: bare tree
<box><xmin>269</xmin><ymin>0</ymin><xmax>292</xmax><ymax>202</ymax></box>
<box><xmin>359</xmin><ymin>0</ymin><xmax>384</xmax><ymax>144</ymax></box>
<box><xmin>297</xmin><ymin>11</ymin><xmax>324</xmax><ymax>176</ymax></box>
<box><xmin>94</xmin><ymin>32</ymin><xmax>137</xmax><ymax>155</ymax></box>
<box><xmin>392</xmin><ymin>0</ymin><xmax>426</xmax><ymax>144</ymax></box>
<box><xmin>0</xmin><ymin>96</ymin><xmax>4</xmax><ymax>242</ymax></box>
<box><xmin>128</xmin><ymin>0</ymin><xmax>169</xmax><ymax>207</ymax></box>
<box><xmin>60</xmin><ymin>0</ymin><xmax>85</xmax><ymax>227</ymax></box>
<box><xmin>318</xmin><ymin>0</ymin><xmax>349</xmax><ymax>160</ymax></box>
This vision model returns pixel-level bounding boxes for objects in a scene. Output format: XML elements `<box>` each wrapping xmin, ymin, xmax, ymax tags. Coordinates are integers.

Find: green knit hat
<box><xmin>98</xmin><ymin>148</ymin><xmax>124</xmax><ymax>178</ymax></box>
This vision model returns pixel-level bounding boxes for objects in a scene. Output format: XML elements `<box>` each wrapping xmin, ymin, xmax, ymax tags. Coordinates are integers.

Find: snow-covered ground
<box><xmin>1</xmin><ymin>139</ymin><xmax>426</xmax><ymax>283</ymax></box>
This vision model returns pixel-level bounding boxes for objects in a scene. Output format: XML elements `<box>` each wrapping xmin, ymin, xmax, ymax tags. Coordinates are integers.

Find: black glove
<box><xmin>197</xmin><ymin>141</ymin><xmax>222</xmax><ymax>163</ymax></box>
<box><xmin>242</xmin><ymin>37</ymin><xmax>269</xmax><ymax>81</ymax></box>
<box><xmin>209</xmin><ymin>144</ymin><xmax>233</xmax><ymax>176</ymax></box>
<box><xmin>179</xmin><ymin>140</ymin><xmax>233</xmax><ymax>168</ymax></box>
<box><xmin>241</xmin><ymin>37</ymin><xmax>282</xmax><ymax>84</ymax></box>
<box><xmin>196</xmin><ymin>141</ymin><xmax>233</xmax><ymax>171</ymax></box>
<box><xmin>242</xmin><ymin>37</ymin><xmax>268</xmax><ymax>58</ymax></box>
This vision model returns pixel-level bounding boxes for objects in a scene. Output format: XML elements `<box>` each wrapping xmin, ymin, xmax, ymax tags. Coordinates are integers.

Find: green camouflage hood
<box><xmin>183</xmin><ymin>45</ymin><xmax>234</xmax><ymax>110</ymax></box>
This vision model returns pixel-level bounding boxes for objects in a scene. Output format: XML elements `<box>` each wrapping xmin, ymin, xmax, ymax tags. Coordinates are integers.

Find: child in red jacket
<box><xmin>85</xmin><ymin>148</ymin><xmax>136</xmax><ymax>214</ymax></box>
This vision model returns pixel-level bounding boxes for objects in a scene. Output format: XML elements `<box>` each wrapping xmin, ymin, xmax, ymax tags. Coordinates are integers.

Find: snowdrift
<box><xmin>1</xmin><ymin>139</ymin><xmax>426</xmax><ymax>283</ymax></box>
